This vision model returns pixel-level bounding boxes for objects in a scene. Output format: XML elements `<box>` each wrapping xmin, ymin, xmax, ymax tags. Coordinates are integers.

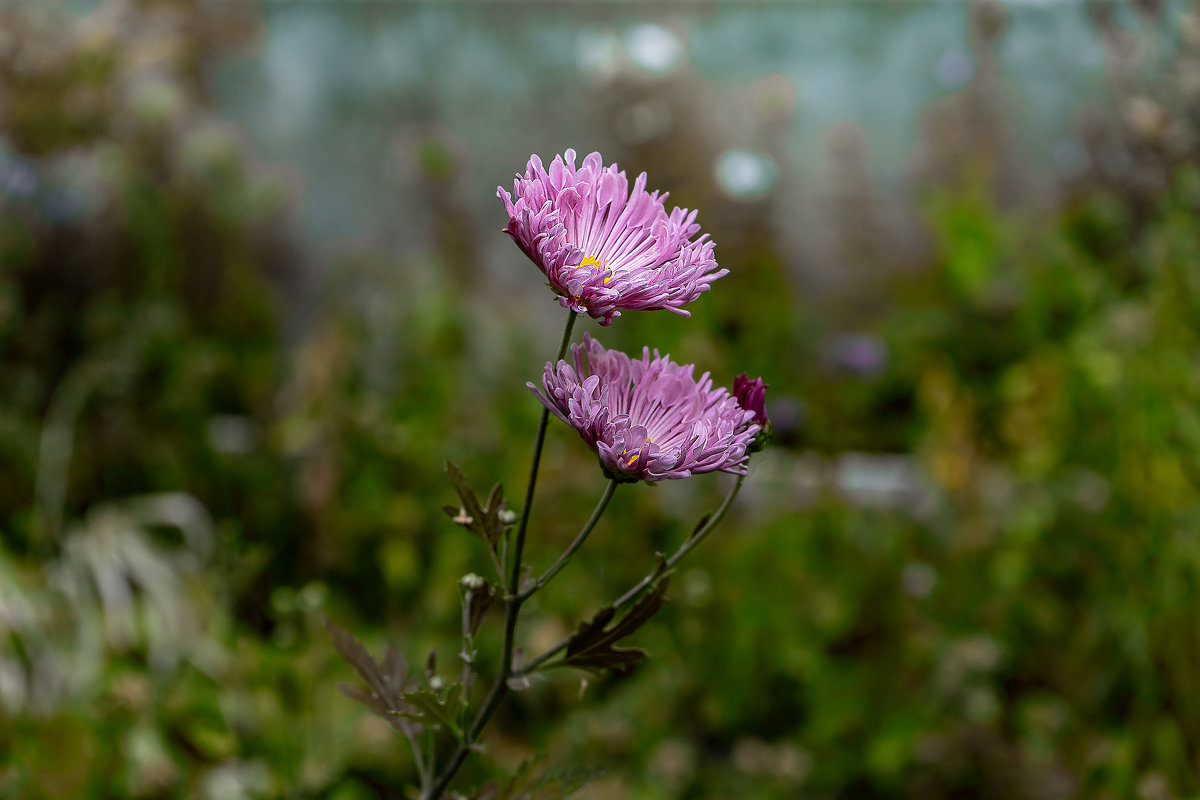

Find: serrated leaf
<box><xmin>325</xmin><ymin>617</ymin><xmax>420</xmax><ymax>732</ymax></box>
<box><xmin>445</xmin><ymin>461</ymin><xmax>509</xmax><ymax>552</ymax></box>
<box><xmin>325</xmin><ymin>617</ymin><xmax>389</xmax><ymax>698</ymax></box>
<box><xmin>561</xmin><ymin>576</ymin><xmax>670</xmax><ymax>675</ymax></box>
<box><xmin>446</xmin><ymin>460</ymin><xmax>486</xmax><ymax>523</ymax></box>
<box><xmin>401</xmin><ymin>683</ymin><xmax>466</xmax><ymax>740</ymax></box>
<box><xmin>337</xmin><ymin>683</ymin><xmax>390</xmax><ymax>718</ymax></box>
<box><xmin>467</xmin><ymin>757</ymin><xmax>597</xmax><ymax>800</ymax></box>
<box><xmin>382</xmin><ymin>645</ymin><xmax>407</xmax><ymax>689</ymax></box>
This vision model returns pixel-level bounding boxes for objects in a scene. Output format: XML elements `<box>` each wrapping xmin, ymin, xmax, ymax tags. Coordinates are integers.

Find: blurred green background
<box><xmin>2</xmin><ymin>0</ymin><xmax>1199</xmax><ymax>797</ymax></box>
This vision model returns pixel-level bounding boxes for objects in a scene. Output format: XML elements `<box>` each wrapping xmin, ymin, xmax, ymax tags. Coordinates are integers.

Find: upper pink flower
<box><xmin>498</xmin><ymin>149</ymin><xmax>727</xmax><ymax>325</ymax></box>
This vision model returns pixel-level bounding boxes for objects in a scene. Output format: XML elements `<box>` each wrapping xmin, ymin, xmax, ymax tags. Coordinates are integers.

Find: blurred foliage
<box><xmin>2</xmin><ymin>0</ymin><xmax>1199</xmax><ymax>799</ymax></box>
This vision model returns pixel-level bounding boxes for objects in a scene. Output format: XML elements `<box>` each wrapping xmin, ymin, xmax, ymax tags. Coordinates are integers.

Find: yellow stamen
<box><xmin>622</xmin><ymin>438</ymin><xmax>654</xmax><ymax>466</ymax></box>
<box><xmin>580</xmin><ymin>255</ymin><xmax>613</xmax><ymax>284</ymax></box>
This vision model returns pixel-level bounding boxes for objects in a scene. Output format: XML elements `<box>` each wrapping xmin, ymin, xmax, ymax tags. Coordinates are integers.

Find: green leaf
<box><xmin>456</xmin><ymin>757</ymin><xmax>597</xmax><ymax>800</ymax></box>
<box><xmin>400</xmin><ymin>683</ymin><xmax>466</xmax><ymax>740</ymax></box>
<box><xmin>560</xmin><ymin>575</ymin><xmax>671</xmax><ymax>675</ymax></box>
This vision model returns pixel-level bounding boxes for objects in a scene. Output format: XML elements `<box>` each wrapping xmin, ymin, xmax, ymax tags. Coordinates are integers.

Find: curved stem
<box><xmin>517</xmin><ymin>473</ymin><xmax>747</xmax><ymax>676</ymax></box>
<box><xmin>423</xmin><ymin>310</ymin><xmax>577</xmax><ymax>800</ymax></box>
<box><xmin>520</xmin><ymin>479</ymin><xmax>617</xmax><ymax>601</ymax></box>
<box><xmin>611</xmin><ymin>473</ymin><xmax>746</xmax><ymax>612</ymax></box>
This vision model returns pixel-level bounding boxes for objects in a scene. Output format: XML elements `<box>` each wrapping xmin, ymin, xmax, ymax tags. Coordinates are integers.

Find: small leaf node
<box><xmin>466</xmin><ymin>581</ymin><xmax>496</xmax><ymax>636</ymax></box>
<box><xmin>445</xmin><ymin>461</ymin><xmax>511</xmax><ymax>553</ymax></box>
<box><xmin>400</xmin><ymin>682</ymin><xmax>467</xmax><ymax>741</ymax></box>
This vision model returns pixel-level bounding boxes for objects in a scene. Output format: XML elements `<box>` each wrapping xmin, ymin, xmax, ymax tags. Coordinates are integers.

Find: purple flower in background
<box><xmin>499</xmin><ymin>149</ymin><xmax>727</xmax><ymax>325</ymax></box>
<box><xmin>530</xmin><ymin>334</ymin><xmax>759</xmax><ymax>482</ymax></box>
<box><xmin>820</xmin><ymin>333</ymin><xmax>888</xmax><ymax>377</ymax></box>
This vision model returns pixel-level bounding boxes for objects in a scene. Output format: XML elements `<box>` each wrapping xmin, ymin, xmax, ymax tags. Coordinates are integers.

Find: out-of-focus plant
<box><xmin>0</xmin><ymin>0</ymin><xmax>286</xmax><ymax>552</ymax></box>
<box><xmin>0</xmin><ymin>2</ymin><xmax>314</xmax><ymax>798</ymax></box>
<box><xmin>0</xmin><ymin>492</ymin><xmax>228</xmax><ymax>797</ymax></box>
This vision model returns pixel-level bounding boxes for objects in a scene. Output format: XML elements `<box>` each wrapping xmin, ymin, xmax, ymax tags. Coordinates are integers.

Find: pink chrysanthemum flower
<box><xmin>498</xmin><ymin>149</ymin><xmax>727</xmax><ymax>325</ymax></box>
<box><xmin>529</xmin><ymin>334</ymin><xmax>760</xmax><ymax>482</ymax></box>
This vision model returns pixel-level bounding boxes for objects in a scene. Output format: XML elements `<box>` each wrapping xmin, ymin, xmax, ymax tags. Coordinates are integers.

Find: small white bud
<box><xmin>459</xmin><ymin>573</ymin><xmax>486</xmax><ymax>591</ymax></box>
<box><xmin>428</xmin><ymin>675</ymin><xmax>445</xmax><ymax>691</ymax></box>
<box><xmin>498</xmin><ymin>509</ymin><xmax>518</xmax><ymax>526</ymax></box>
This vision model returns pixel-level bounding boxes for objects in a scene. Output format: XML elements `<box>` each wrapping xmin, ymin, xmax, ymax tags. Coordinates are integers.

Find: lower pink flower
<box><xmin>530</xmin><ymin>334</ymin><xmax>761</xmax><ymax>482</ymax></box>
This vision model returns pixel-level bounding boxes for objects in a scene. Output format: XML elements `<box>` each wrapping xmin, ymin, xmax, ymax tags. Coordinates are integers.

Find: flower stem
<box><xmin>508</xmin><ymin>310</ymin><xmax>578</xmax><ymax>594</ymax></box>
<box><xmin>517</xmin><ymin>473</ymin><xmax>747</xmax><ymax>676</ymax></box>
<box><xmin>520</xmin><ymin>478</ymin><xmax>617</xmax><ymax>600</ymax></box>
<box><xmin>423</xmin><ymin>310</ymin><xmax>577</xmax><ymax>800</ymax></box>
<box><xmin>406</xmin><ymin>725</ymin><xmax>431</xmax><ymax>793</ymax></box>
<box><xmin>611</xmin><ymin>473</ymin><xmax>746</xmax><ymax>612</ymax></box>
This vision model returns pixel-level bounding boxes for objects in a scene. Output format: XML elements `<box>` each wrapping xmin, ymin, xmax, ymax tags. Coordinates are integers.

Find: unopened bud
<box><xmin>459</xmin><ymin>573</ymin><xmax>486</xmax><ymax>591</ymax></box>
<box><xmin>733</xmin><ymin>373</ymin><xmax>770</xmax><ymax>428</ymax></box>
<box><xmin>748</xmin><ymin>421</ymin><xmax>772</xmax><ymax>454</ymax></box>
<box><xmin>498</xmin><ymin>509</ymin><xmax>518</xmax><ymax>526</ymax></box>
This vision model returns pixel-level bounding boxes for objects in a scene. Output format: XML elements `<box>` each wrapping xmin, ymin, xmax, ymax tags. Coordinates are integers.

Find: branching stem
<box><xmin>516</xmin><ymin>473</ymin><xmax>747</xmax><ymax>676</ymax></box>
<box><xmin>423</xmin><ymin>310</ymin><xmax>577</xmax><ymax>800</ymax></box>
<box><xmin>520</xmin><ymin>479</ymin><xmax>617</xmax><ymax>601</ymax></box>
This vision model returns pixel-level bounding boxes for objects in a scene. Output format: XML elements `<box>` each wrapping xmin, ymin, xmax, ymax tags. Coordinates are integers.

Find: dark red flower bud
<box><xmin>733</xmin><ymin>373</ymin><xmax>769</xmax><ymax>428</ymax></box>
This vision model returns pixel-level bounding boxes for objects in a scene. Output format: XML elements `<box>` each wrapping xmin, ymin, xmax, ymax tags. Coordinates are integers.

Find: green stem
<box><xmin>520</xmin><ymin>479</ymin><xmax>617</xmax><ymax>601</ymax></box>
<box><xmin>507</xmin><ymin>310</ymin><xmax>578</xmax><ymax>595</ymax></box>
<box><xmin>423</xmin><ymin>310</ymin><xmax>577</xmax><ymax>800</ymax></box>
<box><xmin>517</xmin><ymin>473</ymin><xmax>747</xmax><ymax>676</ymax></box>
<box><xmin>611</xmin><ymin>473</ymin><xmax>746</xmax><ymax>612</ymax></box>
<box><xmin>405</xmin><ymin>726</ymin><xmax>431</xmax><ymax>793</ymax></box>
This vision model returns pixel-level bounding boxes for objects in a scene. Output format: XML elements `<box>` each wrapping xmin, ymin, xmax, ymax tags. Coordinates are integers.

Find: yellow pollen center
<box><xmin>623</xmin><ymin>438</ymin><xmax>654</xmax><ymax>466</ymax></box>
<box><xmin>580</xmin><ymin>255</ymin><xmax>613</xmax><ymax>284</ymax></box>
